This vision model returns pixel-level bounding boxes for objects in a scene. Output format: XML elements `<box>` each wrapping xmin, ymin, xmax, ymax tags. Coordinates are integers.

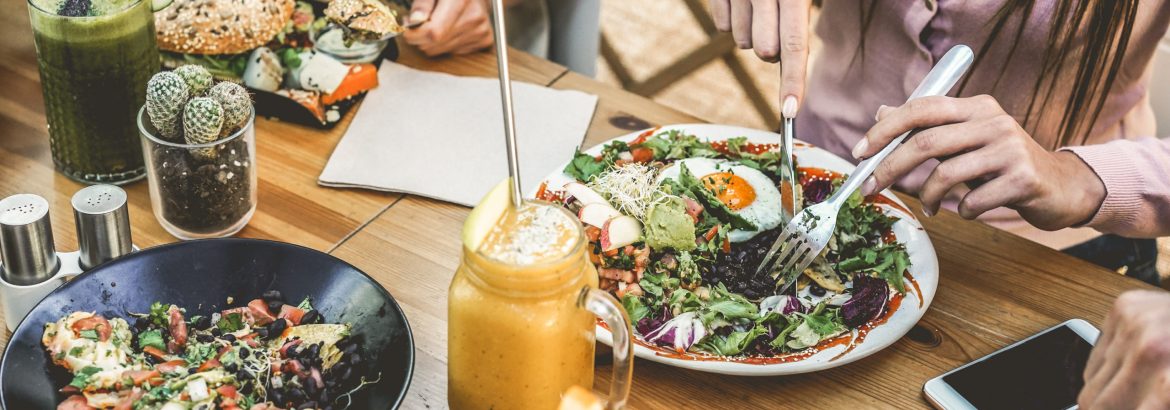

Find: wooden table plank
<box><xmin>328</xmin><ymin>71</ymin><xmax>1156</xmax><ymax>409</ymax></box>
<box><xmin>0</xmin><ymin>0</ymin><xmax>566</xmax><ymax>347</ymax></box>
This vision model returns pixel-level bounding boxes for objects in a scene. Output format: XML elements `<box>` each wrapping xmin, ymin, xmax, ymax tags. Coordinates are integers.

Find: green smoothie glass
<box><xmin>28</xmin><ymin>0</ymin><xmax>160</xmax><ymax>184</ymax></box>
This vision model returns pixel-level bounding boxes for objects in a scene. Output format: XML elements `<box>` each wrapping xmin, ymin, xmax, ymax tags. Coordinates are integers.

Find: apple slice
<box><xmin>563</xmin><ymin>182</ymin><xmax>609</xmax><ymax>207</ymax></box>
<box><xmin>462</xmin><ymin>178</ymin><xmax>513</xmax><ymax>251</ymax></box>
<box><xmin>578</xmin><ymin>203</ymin><xmax>621</xmax><ymax>228</ymax></box>
<box><xmin>600</xmin><ymin>215</ymin><xmax>642</xmax><ymax>251</ymax></box>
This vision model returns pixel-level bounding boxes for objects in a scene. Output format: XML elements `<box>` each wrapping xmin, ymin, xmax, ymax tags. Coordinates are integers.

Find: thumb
<box><xmin>409</xmin><ymin>0</ymin><xmax>435</xmax><ymax>25</ymax></box>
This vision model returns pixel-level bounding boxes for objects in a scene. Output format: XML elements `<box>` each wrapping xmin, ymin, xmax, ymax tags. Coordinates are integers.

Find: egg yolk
<box><xmin>701</xmin><ymin>172</ymin><xmax>756</xmax><ymax>210</ymax></box>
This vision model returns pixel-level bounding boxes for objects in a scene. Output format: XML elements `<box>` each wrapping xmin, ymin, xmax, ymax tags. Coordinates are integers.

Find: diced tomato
<box><xmin>683</xmin><ymin>197</ymin><xmax>704</xmax><ymax>223</ymax></box>
<box><xmin>197</xmin><ymin>358</ymin><xmax>221</xmax><ymax>372</ymax></box>
<box><xmin>322</xmin><ymin>63</ymin><xmax>379</xmax><ymax>105</ymax></box>
<box><xmin>217</xmin><ymin>385</ymin><xmax>239</xmax><ymax>399</ymax></box>
<box><xmin>167</xmin><ymin>306</ymin><xmax>188</xmax><ymax>353</ymax></box>
<box><xmin>703</xmin><ymin>225</ymin><xmax>720</xmax><ymax>242</ymax></box>
<box><xmin>284</xmin><ymin>359</ymin><xmax>308</xmax><ymax>378</ymax></box>
<box><xmin>57</xmin><ymin>395</ymin><xmax>93</xmax><ymax>410</ymax></box>
<box><xmin>143</xmin><ymin>346</ymin><xmax>167</xmax><ymax>361</ymax></box>
<box><xmin>247</xmin><ymin>299</ymin><xmax>276</xmax><ymax>326</ymax></box>
<box><xmin>155</xmin><ymin>360</ymin><xmax>187</xmax><ymax>374</ymax></box>
<box><xmin>630</xmin><ymin>147</ymin><xmax>654</xmax><ymax>163</ymax></box>
<box><xmin>632</xmin><ymin>127</ymin><xmax>659</xmax><ymax>145</ymax></box>
<box><xmin>279</xmin><ymin>337</ymin><xmax>301</xmax><ymax>356</ymax></box>
<box><xmin>122</xmin><ymin>369</ymin><xmax>162</xmax><ymax>387</ymax></box>
<box><xmin>309</xmin><ymin>367</ymin><xmax>324</xmax><ymax>389</ymax></box>
<box><xmin>113</xmin><ymin>387</ymin><xmax>143</xmax><ymax>410</ymax></box>
<box><xmin>220</xmin><ymin>307</ymin><xmax>256</xmax><ymax>325</ymax></box>
<box><xmin>722</xmin><ymin>236</ymin><xmax>732</xmax><ymax>254</ymax></box>
<box><xmin>71</xmin><ymin>315</ymin><xmax>111</xmax><ymax>342</ymax></box>
<box><xmin>278</xmin><ymin>305</ymin><xmax>305</xmax><ymax>326</ymax></box>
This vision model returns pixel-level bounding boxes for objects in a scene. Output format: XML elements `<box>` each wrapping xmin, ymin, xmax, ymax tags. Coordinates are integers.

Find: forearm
<box><xmin>1061</xmin><ymin>137</ymin><xmax>1170</xmax><ymax>238</ymax></box>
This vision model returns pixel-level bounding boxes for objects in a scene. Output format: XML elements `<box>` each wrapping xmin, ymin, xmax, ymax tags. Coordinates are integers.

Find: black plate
<box><xmin>0</xmin><ymin>238</ymin><xmax>414</xmax><ymax>409</ymax></box>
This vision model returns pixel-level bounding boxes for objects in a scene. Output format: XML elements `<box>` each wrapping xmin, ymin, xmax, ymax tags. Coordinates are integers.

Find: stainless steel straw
<box><xmin>489</xmin><ymin>0</ymin><xmax>524</xmax><ymax>209</ymax></box>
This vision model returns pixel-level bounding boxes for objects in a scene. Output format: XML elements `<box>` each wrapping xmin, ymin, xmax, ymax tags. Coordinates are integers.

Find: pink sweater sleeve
<box><xmin>1061</xmin><ymin>137</ymin><xmax>1170</xmax><ymax>238</ymax></box>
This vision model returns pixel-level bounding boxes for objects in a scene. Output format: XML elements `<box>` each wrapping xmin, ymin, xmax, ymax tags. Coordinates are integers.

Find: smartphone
<box><xmin>923</xmin><ymin>319</ymin><xmax>1100</xmax><ymax>410</ymax></box>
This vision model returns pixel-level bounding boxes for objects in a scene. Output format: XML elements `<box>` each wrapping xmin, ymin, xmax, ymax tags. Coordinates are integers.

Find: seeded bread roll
<box><xmin>155</xmin><ymin>0</ymin><xmax>295</xmax><ymax>55</ymax></box>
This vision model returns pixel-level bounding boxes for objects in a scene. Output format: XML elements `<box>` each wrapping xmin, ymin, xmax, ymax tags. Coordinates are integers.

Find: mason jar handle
<box><xmin>579</xmin><ymin>288</ymin><xmax>634</xmax><ymax>409</ymax></box>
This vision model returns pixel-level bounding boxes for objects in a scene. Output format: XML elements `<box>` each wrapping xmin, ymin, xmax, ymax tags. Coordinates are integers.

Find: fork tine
<box><xmin>765</xmin><ymin>238</ymin><xmax>808</xmax><ymax>280</ymax></box>
<box><xmin>755</xmin><ymin>228</ymin><xmax>794</xmax><ymax>276</ymax></box>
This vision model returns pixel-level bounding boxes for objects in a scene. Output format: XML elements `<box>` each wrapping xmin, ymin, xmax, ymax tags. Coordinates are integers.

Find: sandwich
<box><xmin>155</xmin><ymin>0</ymin><xmax>297</xmax><ymax>77</ymax></box>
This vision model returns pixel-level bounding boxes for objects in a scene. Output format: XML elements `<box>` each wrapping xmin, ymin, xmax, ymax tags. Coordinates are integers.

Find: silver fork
<box><xmin>754</xmin><ymin>45</ymin><xmax>974</xmax><ymax>293</ymax></box>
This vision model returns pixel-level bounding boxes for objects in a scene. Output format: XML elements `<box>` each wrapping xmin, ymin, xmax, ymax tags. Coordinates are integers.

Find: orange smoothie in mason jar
<box><xmin>449</xmin><ymin>180</ymin><xmax>632</xmax><ymax>410</ymax></box>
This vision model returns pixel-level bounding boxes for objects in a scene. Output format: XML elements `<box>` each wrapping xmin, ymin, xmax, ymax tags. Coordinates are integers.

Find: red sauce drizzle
<box><xmin>905</xmin><ymin>271</ymin><xmax>924</xmax><ymax>309</ymax></box>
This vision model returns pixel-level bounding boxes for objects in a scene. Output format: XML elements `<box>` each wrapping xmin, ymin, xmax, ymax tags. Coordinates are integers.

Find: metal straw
<box><xmin>489</xmin><ymin>0</ymin><xmax>524</xmax><ymax>209</ymax></box>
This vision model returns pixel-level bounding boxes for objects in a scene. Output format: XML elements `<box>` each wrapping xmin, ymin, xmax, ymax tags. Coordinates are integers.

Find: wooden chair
<box><xmin>598</xmin><ymin>0</ymin><xmax>780</xmax><ymax>130</ymax></box>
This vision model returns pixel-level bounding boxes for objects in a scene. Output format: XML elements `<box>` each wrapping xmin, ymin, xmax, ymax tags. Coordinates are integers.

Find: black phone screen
<box><xmin>942</xmin><ymin>325</ymin><xmax>1093</xmax><ymax>409</ymax></box>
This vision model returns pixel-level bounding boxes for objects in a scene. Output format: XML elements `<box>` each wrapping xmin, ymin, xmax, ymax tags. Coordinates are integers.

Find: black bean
<box><xmin>262</xmin><ymin>289</ymin><xmax>283</xmax><ymax>302</ymax></box>
<box><xmin>196</xmin><ymin>334</ymin><xmax>213</xmax><ymax>343</ymax></box>
<box><xmin>239</xmin><ymin>382</ymin><xmax>253</xmax><ymax>395</ymax></box>
<box><xmin>348</xmin><ymin>353</ymin><xmax>362</xmax><ymax>365</ymax></box>
<box><xmin>238</xmin><ymin>368</ymin><xmax>252</xmax><ymax>380</ymax></box>
<box><xmin>239</xmin><ymin>348</ymin><xmax>251</xmax><ymax>359</ymax></box>
<box><xmin>134</xmin><ymin>317</ymin><xmax>151</xmax><ymax>330</ymax></box>
<box><xmin>809</xmin><ymin>284</ymin><xmax>826</xmax><ymax>297</ymax></box>
<box><xmin>306</xmin><ymin>343</ymin><xmax>321</xmax><ymax>360</ymax></box>
<box><xmin>222</xmin><ymin>333</ymin><xmax>236</xmax><ymax>342</ymax></box>
<box><xmin>192</xmin><ymin>315</ymin><xmax>211</xmax><ymax>330</ymax></box>
<box><xmin>255</xmin><ymin>327</ymin><xmax>269</xmax><ymax>338</ymax></box>
<box><xmin>267</xmin><ymin>300</ymin><xmax>283</xmax><ymax>314</ymax></box>
<box><xmin>269</xmin><ymin>390</ymin><xmax>283</xmax><ymax>405</ymax></box>
<box><xmin>305</xmin><ymin>378</ymin><xmax>318</xmax><ymax>396</ymax></box>
<box><xmin>224</xmin><ymin>362</ymin><xmax>238</xmax><ymax>373</ymax></box>
<box><xmin>301</xmin><ymin>310</ymin><xmax>322</xmax><ymax>324</ymax></box>
<box><xmin>266</xmin><ymin>319</ymin><xmax>287</xmax><ymax>339</ymax></box>
<box><xmin>210</xmin><ymin>327</ymin><xmax>222</xmax><ymax>336</ymax></box>
<box><xmin>187</xmin><ymin>367</ymin><xmax>197</xmax><ymax>374</ymax></box>
<box><xmin>287</xmin><ymin>388</ymin><xmax>305</xmax><ymax>402</ymax></box>
<box><xmin>341</xmin><ymin>367</ymin><xmax>353</xmax><ymax>381</ymax></box>
<box><xmin>341</xmin><ymin>343</ymin><xmax>358</xmax><ymax>355</ymax></box>
<box><xmin>297</xmin><ymin>401</ymin><xmax>317</xmax><ymax>410</ymax></box>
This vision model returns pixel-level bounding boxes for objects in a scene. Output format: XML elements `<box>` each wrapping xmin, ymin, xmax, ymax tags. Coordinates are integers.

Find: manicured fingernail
<box><xmin>862</xmin><ymin>176</ymin><xmax>877</xmax><ymax>196</ymax></box>
<box><xmin>922</xmin><ymin>206</ymin><xmax>934</xmax><ymax>217</ymax></box>
<box><xmin>409</xmin><ymin>11</ymin><xmax>429</xmax><ymax>24</ymax></box>
<box><xmin>874</xmin><ymin>105</ymin><xmax>889</xmax><ymax>121</ymax></box>
<box><xmin>782</xmin><ymin>96</ymin><xmax>798</xmax><ymax>118</ymax></box>
<box><xmin>851</xmin><ymin>138</ymin><xmax>869</xmax><ymax>159</ymax></box>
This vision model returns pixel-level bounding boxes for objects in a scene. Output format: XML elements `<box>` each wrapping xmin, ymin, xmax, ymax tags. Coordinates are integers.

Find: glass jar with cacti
<box><xmin>138</xmin><ymin>65</ymin><xmax>258</xmax><ymax>240</ymax></box>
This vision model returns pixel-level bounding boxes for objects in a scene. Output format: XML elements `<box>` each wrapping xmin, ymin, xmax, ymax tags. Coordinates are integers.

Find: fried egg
<box><xmin>657</xmin><ymin>158</ymin><xmax>783</xmax><ymax>242</ymax></box>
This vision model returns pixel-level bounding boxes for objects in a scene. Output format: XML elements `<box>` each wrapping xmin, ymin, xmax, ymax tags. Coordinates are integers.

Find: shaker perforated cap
<box><xmin>72</xmin><ymin>185</ymin><xmax>132</xmax><ymax>270</ymax></box>
<box><xmin>0</xmin><ymin>194</ymin><xmax>59</xmax><ymax>285</ymax></box>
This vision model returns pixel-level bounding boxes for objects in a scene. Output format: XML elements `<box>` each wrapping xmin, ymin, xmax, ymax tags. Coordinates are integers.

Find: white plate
<box><xmin>534</xmin><ymin>124</ymin><xmax>939</xmax><ymax>376</ymax></box>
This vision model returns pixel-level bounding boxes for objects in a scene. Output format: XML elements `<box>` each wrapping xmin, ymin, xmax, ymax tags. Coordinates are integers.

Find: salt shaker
<box><xmin>0</xmin><ymin>193</ymin><xmax>59</xmax><ymax>285</ymax></box>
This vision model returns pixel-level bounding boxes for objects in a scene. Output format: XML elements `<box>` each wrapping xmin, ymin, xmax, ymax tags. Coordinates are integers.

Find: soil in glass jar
<box><xmin>151</xmin><ymin>139</ymin><xmax>253</xmax><ymax>235</ymax></box>
<box><xmin>28</xmin><ymin>0</ymin><xmax>159</xmax><ymax>184</ymax></box>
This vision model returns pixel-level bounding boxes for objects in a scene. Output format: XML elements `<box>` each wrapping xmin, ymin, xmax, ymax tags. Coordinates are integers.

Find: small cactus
<box><xmin>145</xmin><ymin>71</ymin><xmax>190</xmax><ymax>142</ymax></box>
<box><xmin>183</xmin><ymin>97</ymin><xmax>224</xmax><ymax>159</ymax></box>
<box><xmin>207</xmin><ymin>82</ymin><xmax>251</xmax><ymax>136</ymax></box>
<box><xmin>174</xmin><ymin>65</ymin><xmax>214</xmax><ymax>96</ymax></box>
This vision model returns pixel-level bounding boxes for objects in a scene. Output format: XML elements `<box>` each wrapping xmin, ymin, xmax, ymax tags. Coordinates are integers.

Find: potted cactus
<box><xmin>138</xmin><ymin>65</ymin><xmax>258</xmax><ymax>240</ymax></box>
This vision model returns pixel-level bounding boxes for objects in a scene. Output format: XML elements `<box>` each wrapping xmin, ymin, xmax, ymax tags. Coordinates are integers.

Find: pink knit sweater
<box><xmin>798</xmin><ymin>0</ymin><xmax>1170</xmax><ymax>247</ymax></box>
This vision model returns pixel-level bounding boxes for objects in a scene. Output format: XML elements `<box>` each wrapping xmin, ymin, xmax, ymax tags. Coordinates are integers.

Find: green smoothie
<box><xmin>28</xmin><ymin>0</ymin><xmax>159</xmax><ymax>184</ymax></box>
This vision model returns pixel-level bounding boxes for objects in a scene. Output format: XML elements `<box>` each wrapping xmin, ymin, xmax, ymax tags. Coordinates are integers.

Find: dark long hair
<box><xmin>858</xmin><ymin>0</ymin><xmax>1140</xmax><ymax>149</ymax></box>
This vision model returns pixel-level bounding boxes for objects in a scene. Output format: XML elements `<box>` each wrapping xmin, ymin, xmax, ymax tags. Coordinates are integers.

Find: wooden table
<box><xmin>0</xmin><ymin>5</ymin><xmax>1157</xmax><ymax>407</ymax></box>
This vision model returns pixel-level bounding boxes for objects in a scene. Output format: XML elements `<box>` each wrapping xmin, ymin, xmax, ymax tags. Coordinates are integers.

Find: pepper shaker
<box><xmin>72</xmin><ymin>185</ymin><xmax>133</xmax><ymax>270</ymax></box>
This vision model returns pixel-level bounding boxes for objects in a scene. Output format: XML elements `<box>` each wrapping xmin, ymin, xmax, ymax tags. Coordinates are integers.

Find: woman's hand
<box><xmin>708</xmin><ymin>0</ymin><xmax>811</xmax><ymax>116</ymax></box>
<box><xmin>1080</xmin><ymin>290</ymin><xmax>1170</xmax><ymax>409</ymax></box>
<box><xmin>404</xmin><ymin>0</ymin><xmax>494</xmax><ymax>57</ymax></box>
<box><xmin>851</xmin><ymin>95</ymin><xmax>1106</xmax><ymax>230</ymax></box>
